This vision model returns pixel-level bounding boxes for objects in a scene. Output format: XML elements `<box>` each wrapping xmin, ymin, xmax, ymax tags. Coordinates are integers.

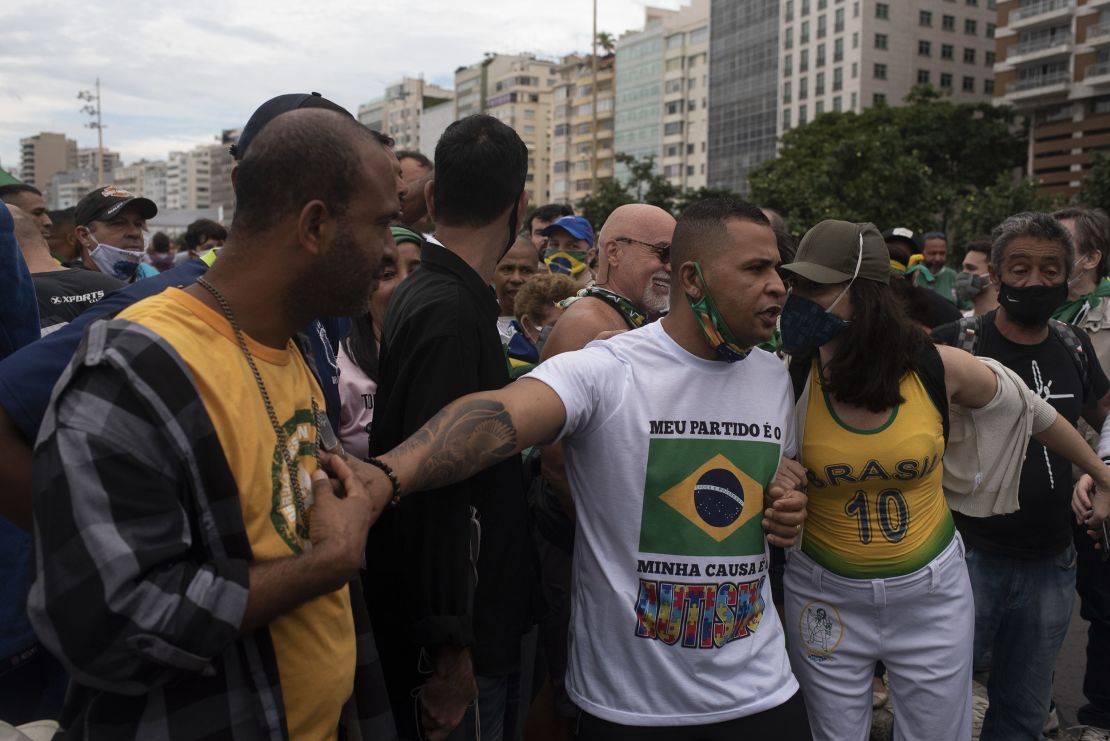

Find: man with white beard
<box><xmin>528</xmin><ymin>203</ymin><xmax>677</xmax><ymax>734</ymax></box>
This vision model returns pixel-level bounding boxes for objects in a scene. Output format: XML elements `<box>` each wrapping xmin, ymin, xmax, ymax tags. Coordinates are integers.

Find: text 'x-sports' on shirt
<box><xmin>526</xmin><ymin>320</ymin><xmax>798</xmax><ymax>726</ymax></box>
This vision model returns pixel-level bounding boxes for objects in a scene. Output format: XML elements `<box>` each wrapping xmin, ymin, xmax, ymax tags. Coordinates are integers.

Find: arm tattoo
<box><xmin>387</xmin><ymin>398</ymin><xmax>518</xmax><ymax>493</ymax></box>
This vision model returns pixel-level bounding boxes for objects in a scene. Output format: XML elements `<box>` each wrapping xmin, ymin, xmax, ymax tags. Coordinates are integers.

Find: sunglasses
<box><xmin>615</xmin><ymin>236</ymin><xmax>670</xmax><ymax>263</ymax></box>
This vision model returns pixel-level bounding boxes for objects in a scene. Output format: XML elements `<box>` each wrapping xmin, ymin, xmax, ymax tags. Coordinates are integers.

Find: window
<box><xmin>853</xmin><ymin>1</ymin><xmax>859</xmax><ymax>18</ymax></box>
<box><xmin>874</xmin><ymin>63</ymin><xmax>888</xmax><ymax>79</ymax></box>
<box><xmin>918</xmin><ymin>69</ymin><xmax>931</xmax><ymax>84</ymax></box>
<box><xmin>852</xmin><ymin>61</ymin><xmax>858</xmax><ymax>78</ymax></box>
<box><xmin>984</xmin><ymin>79</ymin><xmax>995</xmax><ymax>94</ymax></box>
<box><xmin>818</xmin><ymin>0</ymin><xmax>827</xmax><ymax>8</ymax></box>
<box><xmin>851</xmin><ymin>91</ymin><xmax>858</xmax><ymax>109</ymax></box>
<box><xmin>873</xmin><ymin>93</ymin><xmax>887</xmax><ymax>105</ymax></box>
<box><xmin>802</xmin><ymin>20</ymin><xmax>810</xmax><ymax>43</ymax></box>
<box><xmin>785</xmin><ymin>27</ymin><xmax>793</xmax><ymax>49</ymax></box>
<box><xmin>817</xmin><ymin>43</ymin><xmax>827</xmax><ymax>67</ymax></box>
<box><xmin>786</xmin><ymin>0</ymin><xmax>794</xmax><ymax>21</ymax></box>
<box><xmin>963</xmin><ymin>48</ymin><xmax>976</xmax><ymax>64</ymax></box>
<box><xmin>800</xmin><ymin>76</ymin><xmax>808</xmax><ymax>99</ymax></box>
<box><xmin>834</xmin><ymin>38</ymin><xmax>844</xmax><ymax>62</ymax></box>
<box><xmin>687</xmin><ymin>143</ymin><xmax>696</xmax><ymax>154</ymax></box>
<box><xmin>784</xmin><ymin>54</ymin><xmax>793</xmax><ymax>76</ymax></box>
<box><xmin>833</xmin><ymin>96</ymin><xmax>843</xmax><ymax>112</ymax></box>
<box><xmin>834</xmin><ymin>66</ymin><xmax>843</xmax><ymax>90</ymax></box>
<box><xmin>665</xmin><ymin>100</ymin><xmax>684</xmax><ymax>114</ymax></box>
<box><xmin>986</xmin><ymin>23</ymin><xmax>995</xmax><ymax>38</ymax></box>
<box><xmin>663</xmin><ymin>121</ymin><xmax>684</xmax><ymax>135</ymax></box>
<box><xmin>524</xmin><ymin>125</ymin><xmax>535</xmax><ymax>135</ymax></box>
<box><xmin>875</xmin><ymin>33</ymin><xmax>888</xmax><ymax>49</ymax></box>
<box><xmin>801</xmin><ymin>49</ymin><xmax>809</xmax><ymax>72</ymax></box>
<box><xmin>920</xmin><ymin>10</ymin><xmax>932</xmax><ymax>26</ymax></box>
<box><xmin>941</xmin><ymin>44</ymin><xmax>954</xmax><ymax>60</ymax></box>
<box><xmin>800</xmin><ymin>104</ymin><xmax>808</xmax><ymax>125</ymax></box>
<box><xmin>686</xmin><ymin>165</ymin><xmax>695</xmax><ymax>177</ymax></box>
<box><xmin>962</xmin><ymin>76</ymin><xmax>975</xmax><ymax>92</ymax></box>
<box><xmin>853</xmin><ymin>31</ymin><xmax>859</xmax><ymax>49</ymax></box>
<box><xmin>802</xmin><ymin>0</ymin><xmax>810</xmax><ymax>13</ymax></box>
<box><xmin>940</xmin><ymin>72</ymin><xmax>953</xmax><ymax>88</ymax></box>
<box><xmin>965</xmin><ymin>19</ymin><xmax>977</xmax><ymax>35</ymax></box>
<box><xmin>783</xmin><ymin>108</ymin><xmax>792</xmax><ymax>130</ymax></box>
<box><xmin>835</xmin><ymin>8</ymin><xmax>845</xmax><ymax>32</ymax></box>
<box><xmin>816</xmin><ymin>71</ymin><xmax>826</xmax><ymax>94</ymax></box>
<box><xmin>919</xmin><ymin>40</ymin><xmax>931</xmax><ymax>56</ymax></box>
<box><xmin>966</xmin><ymin>0</ymin><xmax>977</xmax><ymax>4</ymax></box>
<box><xmin>818</xmin><ymin>15</ymin><xmax>827</xmax><ymax>38</ymax></box>
<box><xmin>816</xmin><ymin>100</ymin><xmax>825</xmax><ymax>115</ymax></box>
<box><xmin>876</xmin><ymin>2</ymin><xmax>889</xmax><ymax>19</ymax></box>
<box><xmin>942</xmin><ymin>15</ymin><xmax>955</xmax><ymax>31</ymax></box>
<box><xmin>985</xmin><ymin>51</ymin><xmax>996</xmax><ymax>66</ymax></box>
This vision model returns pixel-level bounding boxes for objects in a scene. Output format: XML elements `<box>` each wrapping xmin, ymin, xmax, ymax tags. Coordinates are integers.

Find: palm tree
<box><xmin>596</xmin><ymin>31</ymin><xmax>615</xmax><ymax>55</ymax></box>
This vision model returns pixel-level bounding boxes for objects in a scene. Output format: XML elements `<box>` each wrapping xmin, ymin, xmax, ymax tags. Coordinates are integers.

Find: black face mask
<box><xmin>997</xmin><ymin>282</ymin><xmax>1068</xmax><ymax>328</ymax></box>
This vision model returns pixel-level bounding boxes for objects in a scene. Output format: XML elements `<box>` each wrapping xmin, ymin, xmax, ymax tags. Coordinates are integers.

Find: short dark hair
<box><xmin>671</xmin><ymin>198</ymin><xmax>770</xmax><ymax>267</ymax></box>
<box><xmin>0</xmin><ymin>183</ymin><xmax>42</xmax><ymax>201</ymax></box>
<box><xmin>990</xmin><ymin>212</ymin><xmax>1075</xmax><ymax>279</ymax></box>
<box><xmin>965</xmin><ymin>239</ymin><xmax>991</xmax><ymax>258</ymax></box>
<box><xmin>48</xmin><ymin>207</ymin><xmax>75</xmax><ymax>229</ymax></box>
<box><xmin>396</xmin><ymin>150</ymin><xmax>433</xmax><ymax>169</ymax></box>
<box><xmin>233</xmin><ymin>109</ymin><xmax>381</xmax><ymax>236</ymax></box>
<box><xmin>368</xmin><ymin>130</ymin><xmax>395</xmax><ymax>148</ymax></box>
<box><xmin>922</xmin><ymin>231</ymin><xmax>947</xmax><ymax>242</ymax></box>
<box><xmin>150</xmin><ymin>231</ymin><xmax>171</xmax><ymax>253</ymax></box>
<box><xmin>433</xmin><ymin>115</ymin><xmax>527</xmax><ymax>228</ymax></box>
<box><xmin>1054</xmin><ymin>206</ymin><xmax>1110</xmax><ymax>280</ymax></box>
<box><xmin>184</xmin><ymin>219</ymin><xmax>228</xmax><ymax>249</ymax></box>
<box><xmin>528</xmin><ymin>203</ymin><xmax>575</xmax><ymax>233</ymax></box>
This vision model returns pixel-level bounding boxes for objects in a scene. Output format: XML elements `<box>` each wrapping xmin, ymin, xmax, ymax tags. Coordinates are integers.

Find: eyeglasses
<box><xmin>614</xmin><ymin>236</ymin><xmax>670</xmax><ymax>263</ymax></box>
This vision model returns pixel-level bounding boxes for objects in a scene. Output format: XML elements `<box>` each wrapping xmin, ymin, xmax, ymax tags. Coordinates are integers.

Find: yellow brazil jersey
<box><xmin>118</xmin><ymin>288</ymin><xmax>354</xmax><ymax>740</ymax></box>
<box><xmin>801</xmin><ymin>361</ymin><xmax>954</xmax><ymax>579</ymax></box>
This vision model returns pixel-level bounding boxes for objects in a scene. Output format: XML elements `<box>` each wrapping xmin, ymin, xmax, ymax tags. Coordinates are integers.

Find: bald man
<box><xmin>7</xmin><ymin>204</ymin><xmax>124</xmax><ymax>335</ymax></box>
<box><xmin>527</xmin><ymin>203</ymin><xmax>676</xmax><ymax>733</ymax></box>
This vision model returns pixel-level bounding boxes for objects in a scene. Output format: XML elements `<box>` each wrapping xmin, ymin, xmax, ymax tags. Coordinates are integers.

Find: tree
<box><xmin>674</xmin><ymin>187</ymin><xmax>745</xmax><ymax>215</ymax></box>
<box><xmin>748</xmin><ymin>88</ymin><xmax>1027</xmax><ymax>237</ymax></box>
<box><xmin>596</xmin><ymin>31</ymin><xmax>616</xmax><ymax>55</ymax></box>
<box><xmin>1080</xmin><ymin>151</ymin><xmax>1110</xmax><ymax>212</ymax></box>
<box><xmin>948</xmin><ymin>173</ymin><xmax>1061</xmax><ymax>259</ymax></box>
<box><xmin>576</xmin><ymin>179</ymin><xmax>634</xmax><ymax>233</ymax></box>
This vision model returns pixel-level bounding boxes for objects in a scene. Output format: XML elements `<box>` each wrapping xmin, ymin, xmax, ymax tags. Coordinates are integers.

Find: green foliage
<box><xmin>576</xmin><ymin>179</ymin><xmax>634</xmax><ymax>233</ymax></box>
<box><xmin>675</xmin><ymin>187</ymin><xmax>744</xmax><ymax>215</ymax></box>
<box><xmin>948</xmin><ymin>173</ymin><xmax>1059</xmax><ymax>255</ymax></box>
<box><xmin>596</xmin><ymin>31</ymin><xmax>616</xmax><ymax>55</ymax></box>
<box><xmin>1080</xmin><ymin>151</ymin><xmax>1110</xmax><ymax>212</ymax></box>
<box><xmin>748</xmin><ymin>86</ymin><xmax>1027</xmax><ymax>241</ymax></box>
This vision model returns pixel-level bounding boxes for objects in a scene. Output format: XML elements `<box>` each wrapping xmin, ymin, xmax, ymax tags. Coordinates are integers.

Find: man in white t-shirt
<box><xmin>348</xmin><ymin>198</ymin><xmax>810</xmax><ymax>740</ymax></box>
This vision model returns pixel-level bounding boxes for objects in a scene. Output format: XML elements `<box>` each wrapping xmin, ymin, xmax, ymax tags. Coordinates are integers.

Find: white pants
<box><xmin>784</xmin><ymin>534</ymin><xmax>974</xmax><ymax>741</ymax></box>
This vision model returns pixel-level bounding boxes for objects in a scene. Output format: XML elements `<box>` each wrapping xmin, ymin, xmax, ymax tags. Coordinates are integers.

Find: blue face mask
<box><xmin>780</xmin><ymin>232</ymin><xmax>861</xmax><ymax>355</ymax></box>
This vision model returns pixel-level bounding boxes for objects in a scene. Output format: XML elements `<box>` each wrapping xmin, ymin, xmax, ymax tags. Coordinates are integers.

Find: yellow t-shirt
<box><xmin>119</xmin><ymin>288</ymin><xmax>354</xmax><ymax>740</ymax></box>
<box><xmin>801</xmin><ymin>362</ymin><xmax>954</xmax><ymax>579</ymax></box>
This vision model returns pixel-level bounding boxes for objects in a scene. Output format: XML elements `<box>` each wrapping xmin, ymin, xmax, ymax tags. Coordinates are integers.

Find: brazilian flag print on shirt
<box><xmin>639</xmin><ymin>437</ymin><xmax>782</xmax><ymax>557</ymax></box>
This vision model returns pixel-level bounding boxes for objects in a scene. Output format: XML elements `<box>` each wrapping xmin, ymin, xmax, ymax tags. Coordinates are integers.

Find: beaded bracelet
<box><xmin>366</xmin><ymin>457</ymin><xmax>402</xmax><ymax>504</ymax></box>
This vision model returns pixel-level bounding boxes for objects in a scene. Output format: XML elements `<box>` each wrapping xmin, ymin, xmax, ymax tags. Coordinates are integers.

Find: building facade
<box><xmin>616</xmin><ymin>0</ymin><xmax>711</xmax><ymax>191</ymax></box>
<box><xmin>358</xmin><ymin>77</ymin><xmax>454</xmax><ymax>154</ymax></box>
<box><xmin>113</xmin><ymin>159</ymin><xmax>169</xmax><ymax>207</ymax></box>
<box><xmin>166</xmin><ymin>146</ymin><xmax>212</xmax><ymax>210</ymax></box>
<box><xmin>995</xmin><ymin>0</ymin><xmax>1110</xmax><ymax>197</ymax></box>
<box><xmin>418</xmin><ymin>99</ymin><xmax>455</xmax><ymax>158</ymax></box>
<box><xmin>549</xmin><ymin>53</ymin><xmax>616</xmax><ymax>204</ymax></box>
<box><xmin>19</xmin><ymin>132</ymin><xmax>77</xmax><ymax>197</ymax></box>
<box><xmin>77</xmin><ymin>147</ymin><xmax>122</xmax><ymax>179</ymax></box>
<box><xmin>708</xmin><ymin>0</ymin><xmax>781</xmax><ymax>193</ymax></box>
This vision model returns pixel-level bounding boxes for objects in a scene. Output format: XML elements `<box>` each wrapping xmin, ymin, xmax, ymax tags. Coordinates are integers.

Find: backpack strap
<box><xmin>915</xmin><ymin>341</ymin><xmax>950</xmax><ymax>449</ymax></box>
<box><xmin>1048</xmin><ymin>318</ymin><xmax>1089</xmax><ymax>392</ymax></box>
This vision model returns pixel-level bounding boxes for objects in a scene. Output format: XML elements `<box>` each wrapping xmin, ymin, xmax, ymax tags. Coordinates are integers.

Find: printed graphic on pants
<box><xmin>638</xmin><ymin>437</ymin><xmax>781</xmax><ymax>557</ymax></box>
<box><xmin>799</xmin><ymin>601</ymin><xmax>843</xmax><ymax>659</ymax></box>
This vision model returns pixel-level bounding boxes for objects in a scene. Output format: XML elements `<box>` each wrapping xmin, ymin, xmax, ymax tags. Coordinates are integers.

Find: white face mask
<box><xmin>89</xmin><ymin>242</ymin><xmax>143</xmax><ymax>281</ymax></box>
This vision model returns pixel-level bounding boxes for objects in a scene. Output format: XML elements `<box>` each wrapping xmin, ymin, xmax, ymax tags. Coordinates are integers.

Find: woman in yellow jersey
<box><xmin>776</xmin><ymin>220</ymin><xmax>1110</xmax><ymax>741</ymax></box>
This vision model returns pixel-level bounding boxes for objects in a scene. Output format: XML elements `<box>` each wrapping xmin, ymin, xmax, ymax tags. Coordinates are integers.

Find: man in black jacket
<box><xmin>367</xmin><ymin>114</ymin><xmax>533</xmax><ymax>741</ymax></box>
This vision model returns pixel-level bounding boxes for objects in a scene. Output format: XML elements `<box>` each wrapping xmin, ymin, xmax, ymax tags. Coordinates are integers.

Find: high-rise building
<box><xmin>77</xmin><ymin>147</ymin><xmax>122</xmax><ymax>178</ymax></box>
<box><xmin>19</xmin><ymin>132</ymin><xmax>77</xmax><ymax>197</ymax></box>
<box><xmin>208</xmin><ymin>132</ymin><xmax>239</xmax><ymax>221</ymax></box>
<box><xmin>615</xmin><ymin>0</ymin><xmax>710</xmax><ymax>191</ymax></box>
<box><xmin>113</xmin><ymin>159</ymin><xmax>169</xmax><ymax>206</ymax></box>
<box><xmin>358</xmin><ymin>77</ymin><xmax>454</xmax><ymax>154</ymax></box>
<box><xmin>550</xmin><ymin>53</ymin><xmax>616</xmax><ymax>204</ymax></box>
<box><xmin>994</xmin><ymin>0</ymin><xmax>1107</xmax><ymax>197</ymax></box>
<box><xmin>778</xmin><ymin>0</ymin><xmax>1000</xmax><ymax>132</ymax></box>
<box><xmin>47</xmin><ymin>169</ymin><xmax>97</xmax><ymax>210</ymax></box>
<box><xmin>455</xmin><ymin>54</ymin><xmax>560</xmax><ymax>204</ymax></box>
<box><xmin>708</xmin><ymin>0</ymin><xmax>781</xmax><ymax>194</ymax></box>
<box><xmin>419</xmin><ymin>99</ymin><xmax>455</xmax><ymax>158</ymax></box>
<box><xmin>166</xmin><ymin>146</ymin><xmax>212</xmax><ymax>210</ymax></box>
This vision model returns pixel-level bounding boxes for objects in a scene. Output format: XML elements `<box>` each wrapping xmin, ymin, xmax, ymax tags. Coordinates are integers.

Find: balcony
<box><xmin>1008</xmin><ymin>34</ymin><xmax>1073</xmax><ymax>64</ymax></box>
<box><xmin>1087</xmin><ymin>60</ymin><xmax>1110</xmax><ymax>83</ymax></box>
<box><xmin>1009</xmin><ymin>0</ymin><xmax>1076</xmax><ymax>31</ymax></box>
<box><xmin>1015</xmin><ymin>70</ymin><xmax>1071</xmax><ymax>89</ymax></box>
<box><xmin>1087</xmin><ymin>23</ymin><xmax>1110</xmax><ymax>45</ymax></box>
<box><xmin>1004</xmin><ymin>70</ymin><xmax>1071</xmax><ymax>104</ymax></box>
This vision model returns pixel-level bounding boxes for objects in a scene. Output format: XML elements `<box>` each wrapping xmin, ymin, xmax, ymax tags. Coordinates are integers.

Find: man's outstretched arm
<box><xmin>353</xmin><ymin>378</ymin><xmax>568</xmax><ymax>498</ymax></box>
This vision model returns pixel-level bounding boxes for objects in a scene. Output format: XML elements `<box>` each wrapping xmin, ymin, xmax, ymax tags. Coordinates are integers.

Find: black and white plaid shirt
<box><xmin>28</xmin><ymin>318</ymin><xmax>395</xmax><ymax>740</ymax></box>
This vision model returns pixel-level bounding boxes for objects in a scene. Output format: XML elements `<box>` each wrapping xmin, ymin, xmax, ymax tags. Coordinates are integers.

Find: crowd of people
<box><xmin>1</xmin><ymin>90</ymin><xmax>1110</xmax><ymax>741</ymax></box>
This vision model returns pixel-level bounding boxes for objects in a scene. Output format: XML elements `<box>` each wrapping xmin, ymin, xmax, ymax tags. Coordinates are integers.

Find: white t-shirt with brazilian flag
<box><xmin>526</xmin><ymin>320</ymin><xmax>798</xmax><ymax>726</ymax></box>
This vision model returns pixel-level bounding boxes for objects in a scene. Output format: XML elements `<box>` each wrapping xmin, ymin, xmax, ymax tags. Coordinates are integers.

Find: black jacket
<box><xmin>366</xmin><ymin>240</ymin><xmax>534</xmax><ymax>702</ymax></box>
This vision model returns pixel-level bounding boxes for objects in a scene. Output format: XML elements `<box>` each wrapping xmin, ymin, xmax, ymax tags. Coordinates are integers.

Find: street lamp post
<box><xmin>78</xmin><ymin>79</ymin><xmax>105</xmax><ymax>184</ymax></box>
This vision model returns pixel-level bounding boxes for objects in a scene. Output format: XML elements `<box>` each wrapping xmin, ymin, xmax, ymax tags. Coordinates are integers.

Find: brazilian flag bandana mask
<box><xmin>544</xmin><ymin>248</ymin><xmax>590</xmax><ymax>277</ymax></box>
<box><xmin>686</xmin><ymin>262</ymin><xmax>750</xmax><ymax>363</ymax></box>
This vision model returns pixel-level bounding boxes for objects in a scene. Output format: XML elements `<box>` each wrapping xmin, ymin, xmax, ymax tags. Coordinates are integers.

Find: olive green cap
<box><xmin>781</xmin><ymin>220</ymin><xmax>889</xmax><ymax>285</ymax></box>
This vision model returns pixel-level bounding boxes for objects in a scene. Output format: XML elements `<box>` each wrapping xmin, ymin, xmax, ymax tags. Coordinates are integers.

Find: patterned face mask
<box><xmin>544</xmin><ymin>249</ymin><xmax>589</xmax><ymax>276</ymax></box>
<box><xmin>780</xmin><ymin>231</ymin><xmax>861</xmax><ymax>355</ymax></box>
<box><xmin>685</xmin><ymin>262</ymin><xmax>750</xmax><ymax>363</ymax></box>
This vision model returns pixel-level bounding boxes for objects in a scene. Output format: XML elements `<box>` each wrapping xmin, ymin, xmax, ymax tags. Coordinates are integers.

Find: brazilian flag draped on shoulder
<box><xmin>1053</xmin><ymin>278</ymin><xmax>1110</xmax><ymax>325</ymax></box>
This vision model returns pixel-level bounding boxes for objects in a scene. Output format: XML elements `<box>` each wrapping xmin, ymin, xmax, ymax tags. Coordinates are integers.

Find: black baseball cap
<box><xmin>231</xmin><ymin>92</ymin><xmax>352</xmax><ymax>160</ymax></box>
<box><xmin>74</xmin><ymin>186</ymin><xmax>158</xmax><ymax>226</ymax></box>
<box><xmin>882</xmin><ymin>227</ymin><xmax>921</xmax><ymax>251</ymax></box>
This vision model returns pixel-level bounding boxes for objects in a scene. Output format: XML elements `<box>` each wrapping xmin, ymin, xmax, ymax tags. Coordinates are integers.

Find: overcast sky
<box><xmin>0</xmin><ymin>0</ymin><xmax>685</xmax><ymax>174</ymax></box>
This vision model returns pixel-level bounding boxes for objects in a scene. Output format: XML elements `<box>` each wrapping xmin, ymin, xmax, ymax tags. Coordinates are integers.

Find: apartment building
<box><xmin>358</xmin><ymin>77</ymin><xmax>454</xmax><ymax>154</ymax></box>
<box><xmin>113</xmin><ymin>159</ymin><xmax>169</xmax><ymax>206</ymax></box>
<box><xmin>615</xmin><ymin>0</ymin><xmax>711</xmax><ymax>191</ymax></box>
<box><xmin>995</xmin><ymin>0</ymin><xmax>1110</xmax><ymax>196</ymax></box>
<box><xmin>166</xmin><ymin>146</ymin><xmax>212</xmax><ymax>210</ymax></box>
<box><xmin>19</xmin><ymin>132</ymin><xmax>77</xmax><ymax>196</ymax></box>
<box><xmin>77</xmin><ymin>147</ymin><xmax>122</xmax><ymax>178</ymax></box>
<box><xmin>549</xmin><ymin>53</ymin><xmax>616</xmax><ymax>204</ymax></box>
